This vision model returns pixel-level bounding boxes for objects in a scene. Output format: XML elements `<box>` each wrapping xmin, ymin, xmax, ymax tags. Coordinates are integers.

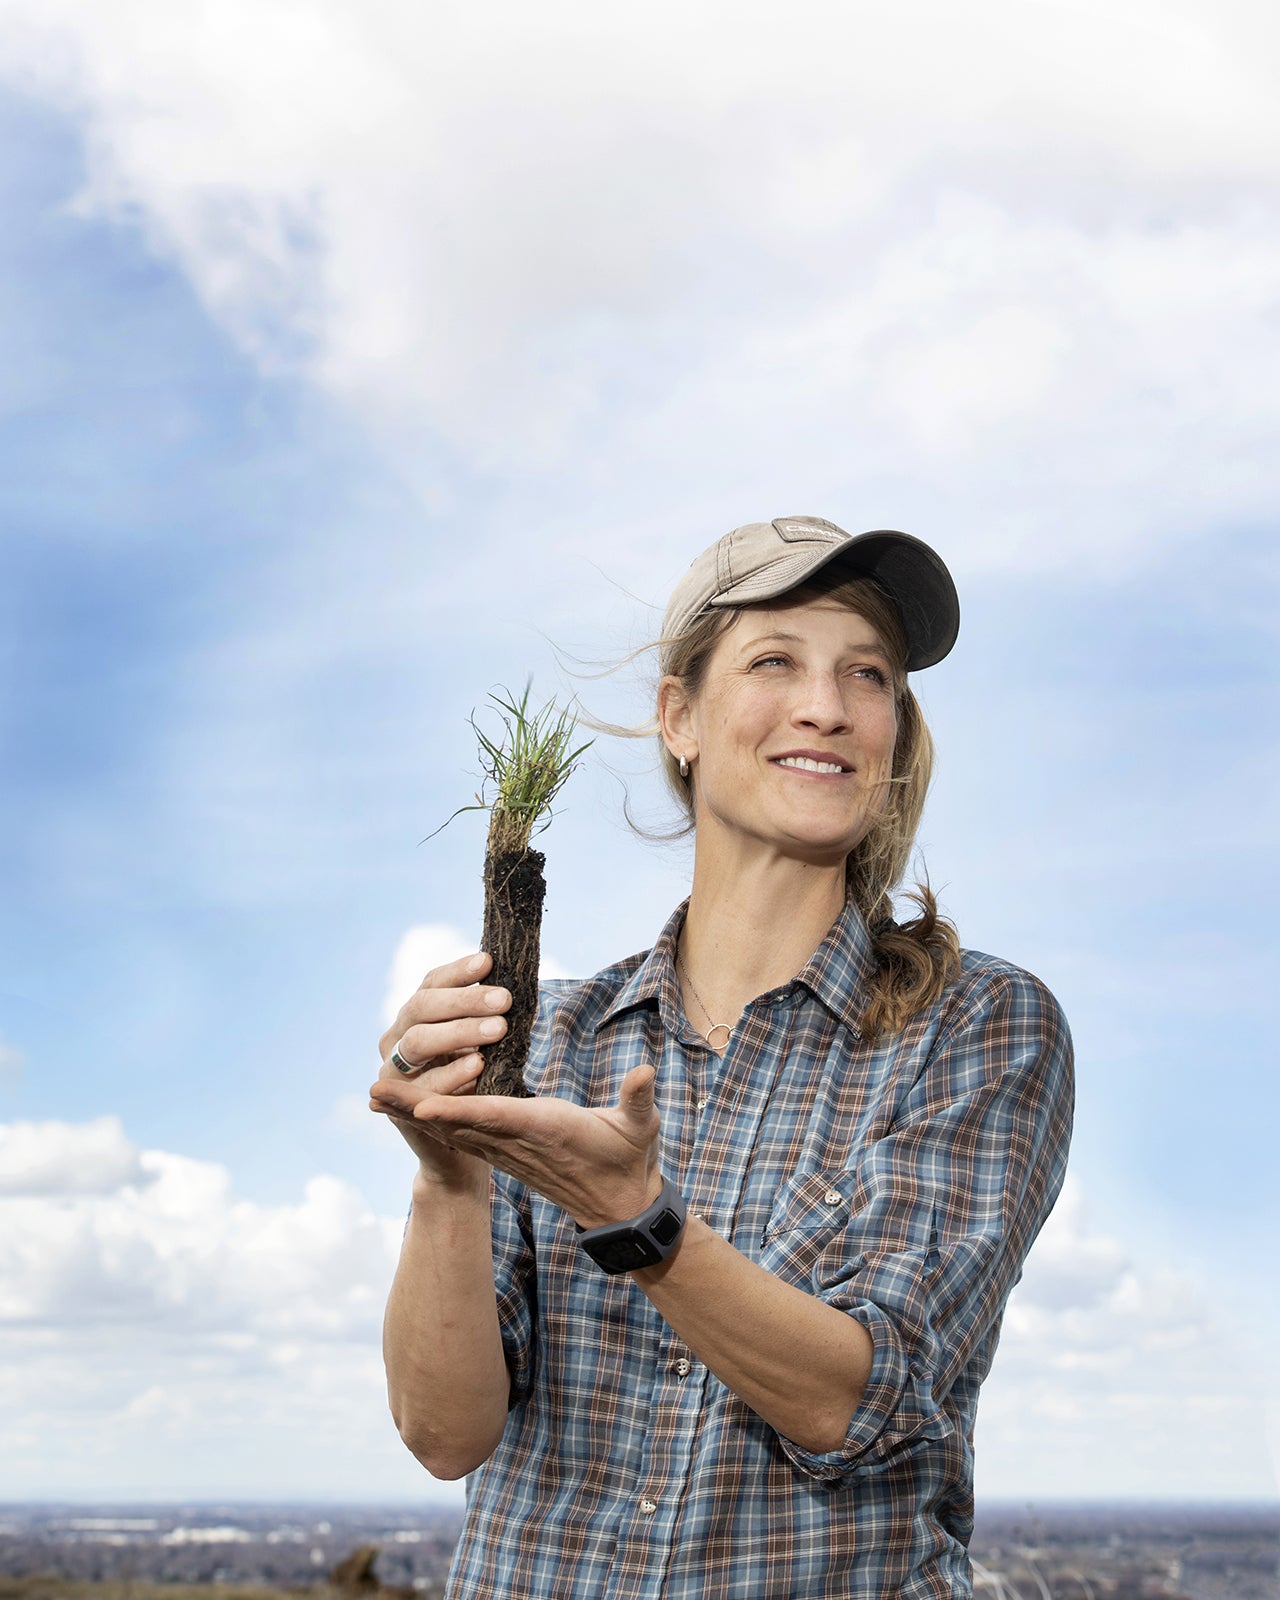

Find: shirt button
<box><xmin>823</xmin><ymin>1188</ymin><xmax>842</xmax><ymax>1206</ymax></box>
<box><xmin>639</xmin><ymin>1498</ymin><xmax>657</xmax><ymax>1515</ymax></box>
<box><xmin>674</xmin><ymin>1358</ymin><xmax>691</xmax><ymax>1378</ymax></box>
<box><xmin>691</xmin><ymin>1210</ymin><xmax>705</xmax><ymax>1223</ymax></box>
<box><xmin>696</xmin><ymin>1098</ymin><xmax>707</xmax><ymax>1111</ymax></box>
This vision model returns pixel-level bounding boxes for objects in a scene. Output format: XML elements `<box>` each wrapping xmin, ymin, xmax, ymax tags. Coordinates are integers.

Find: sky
<box><xmin>0</xmin><ymin>0</ymin><xmax>1277</xmax><ymax>1506</ymax></box>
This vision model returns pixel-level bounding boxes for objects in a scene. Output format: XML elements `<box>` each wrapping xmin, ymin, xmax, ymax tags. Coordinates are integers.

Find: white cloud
<box><xmin>0</xmin><ymin>1124</ymin><xmax>396</xmax><ymax>1335</ymax></box>
<box><xmin>0</xmin><ymin>1114</ymin><xmax>425</xmax><ymax>1494</ymax></box>
<box><xmin>0</xmin><ymin>1115</ymin><xmax>145</xmax><ymax>1195</ymax></box>
<box><xmin>2</xmin><ymin>0</ymin><xmax>1279</xmax><ymax>566</ymax></box>
<box><xmin>977</xmin><ymin>1175</ymin><xmax>1277</xmax><ymax>1498</ymax></box>
<box><xmin>0</xmin><ymin>1116</ymin><xmax>1272</xmax><ymax>1498</ymax></box>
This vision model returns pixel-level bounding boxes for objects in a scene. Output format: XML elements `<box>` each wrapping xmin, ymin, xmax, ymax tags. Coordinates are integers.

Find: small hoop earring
<box><xmin>679</xmin><ymin>754</ymin><xmax>689</xmax><ymax>779</ymax></box>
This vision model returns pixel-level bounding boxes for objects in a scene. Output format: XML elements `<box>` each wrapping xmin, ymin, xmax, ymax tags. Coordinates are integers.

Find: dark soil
<box><xmin>478</xmin><ymin>845</ymin><xmax>546</xmax><ymax>1095</ymax></box>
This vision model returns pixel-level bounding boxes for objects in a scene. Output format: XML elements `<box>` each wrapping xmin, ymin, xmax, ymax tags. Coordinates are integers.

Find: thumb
<box><xmin>619</xmin><ymin>1064</ymin><xmax>656</xmax><ymax>1119</ymax></box>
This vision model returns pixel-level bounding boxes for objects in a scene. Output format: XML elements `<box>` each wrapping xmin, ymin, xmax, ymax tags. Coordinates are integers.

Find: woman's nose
<box><xmin>790</xmin><ymin>673</ymin><xmax>851</xmax><ymax>731</ymax></box>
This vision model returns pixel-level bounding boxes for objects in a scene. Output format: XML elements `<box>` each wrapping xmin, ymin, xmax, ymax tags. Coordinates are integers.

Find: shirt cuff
<box><xmin>776</xmin><ymin>1301</ymin><xmax>953</xmax><ymax>1482</ymax></box>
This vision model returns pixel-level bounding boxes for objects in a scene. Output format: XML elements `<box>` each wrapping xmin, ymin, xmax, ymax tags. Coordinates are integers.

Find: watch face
<box><xmin>586</xmin><ymin>1231</ymin><xmax>661</xmax><ymax>1274</ymax></box>
<box><xmin>649</xmin><ymin>1207</ymin><xmax>682</xmax><ymax>1247</ymax></box>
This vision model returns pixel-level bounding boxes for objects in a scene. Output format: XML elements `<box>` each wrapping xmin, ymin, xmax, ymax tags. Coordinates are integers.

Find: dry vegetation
<box><xmin>0</xmin><ymin>1545</ymin><xmax>445</xmax><ymax>1600</ymax></box>
<box><xmin>0</xmin><ymin>1583</ymin><xmax>444</xmax><ymax>1600</ymax></box>
<box><xmin>0</xmin><ymin>1583</ymin><xmax>296</xmax><ymax>1600</ymax></box>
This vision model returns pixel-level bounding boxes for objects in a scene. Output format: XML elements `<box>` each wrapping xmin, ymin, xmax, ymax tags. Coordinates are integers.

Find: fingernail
<box><xmin>480</xmin><ymin>1018</ymin><xmax>503</xmax><ymax>1038</ymax></box>
<box><xmin>469</xmin><ymin>953</ymin><xmax>487</xmax><ymax>972</ymax></box>
<box><xmin>484</xmin><ymin>988</ymin><xmax>508</xmax><ymax>1010</ymax></box>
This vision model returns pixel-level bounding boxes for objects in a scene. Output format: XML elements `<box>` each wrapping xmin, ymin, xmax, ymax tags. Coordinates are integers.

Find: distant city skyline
<box><xmin>3</xmin><ymin>1501</ymin><xmax>1277</xmax><ymax>1600</ymax></box>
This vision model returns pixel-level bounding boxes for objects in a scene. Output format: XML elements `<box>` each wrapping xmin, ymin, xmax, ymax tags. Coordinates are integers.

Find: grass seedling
<box><xmin>452</xmin><ymin>682</ymin><xmax>592</xmax><ymax>1095</ymax></box>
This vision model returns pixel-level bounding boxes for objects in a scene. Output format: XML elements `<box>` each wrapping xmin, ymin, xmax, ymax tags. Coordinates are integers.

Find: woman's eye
<box><xmin>854</xmin><ymin>665</ymin><xmax>887</xmax><ymax>685</ymax></box>
<box><xmin>750</xmin><ymin>654</ymin><xmax>790</xmax><ymax>670</ymax></box>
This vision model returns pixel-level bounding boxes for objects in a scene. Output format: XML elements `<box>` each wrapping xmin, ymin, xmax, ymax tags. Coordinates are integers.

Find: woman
<box><xmin>369</xmin><ymin>516</ymin><xmax>1074</xmax><ymax>1600</ymax></box>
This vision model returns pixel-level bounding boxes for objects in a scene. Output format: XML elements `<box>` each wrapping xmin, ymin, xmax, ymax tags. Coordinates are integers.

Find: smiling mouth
<box><xmin>771</xmin><ymin>756</ymin><xmax>852</xmax><ymax>776</ymax></box>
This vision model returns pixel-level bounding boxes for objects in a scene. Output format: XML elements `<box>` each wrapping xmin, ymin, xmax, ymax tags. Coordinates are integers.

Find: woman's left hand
<box><xmin>368</xmin><ymin>1064</ymin><xmax>663</xmax><ymax>1228</ymax></box>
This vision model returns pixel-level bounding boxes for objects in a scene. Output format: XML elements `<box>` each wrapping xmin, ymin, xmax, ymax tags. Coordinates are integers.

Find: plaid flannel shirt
<box><xmin>444</xmin><ymin>898</ymin><xmax>1074</xmax><ymax>1599</ymax></box>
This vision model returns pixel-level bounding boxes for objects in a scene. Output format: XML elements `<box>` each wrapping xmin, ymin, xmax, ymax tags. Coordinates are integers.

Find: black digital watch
<box><xmin>575</xmin><ymin>1175</ymin><xmax>688</xmax><ymax>1275</ymax></box>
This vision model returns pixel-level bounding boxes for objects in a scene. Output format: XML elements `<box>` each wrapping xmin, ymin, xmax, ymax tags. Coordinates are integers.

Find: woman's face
<box><xmin>660</xmin><ymin>595</ymin><xmax>900</xmax><ymax>869</ymax></box>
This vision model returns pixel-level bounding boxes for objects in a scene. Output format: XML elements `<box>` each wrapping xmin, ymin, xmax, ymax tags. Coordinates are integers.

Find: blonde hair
<box><xmin>652</xmin><ymin>567</ymin><xmax>961</xmax><ymax>1039</ymax></box>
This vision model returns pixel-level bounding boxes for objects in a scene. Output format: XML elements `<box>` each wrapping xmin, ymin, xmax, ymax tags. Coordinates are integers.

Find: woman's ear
<box><xmin>657</xmin><ymin>674</ymin><xmax>695</xmax><ymax>759</ymax></box>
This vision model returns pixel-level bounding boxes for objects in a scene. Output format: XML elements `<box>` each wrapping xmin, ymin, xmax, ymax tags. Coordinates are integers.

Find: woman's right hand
<box><xmin>370</xmin><ymin>951</ymin><xmax>510</xmax><ymax>1191</ymax></box>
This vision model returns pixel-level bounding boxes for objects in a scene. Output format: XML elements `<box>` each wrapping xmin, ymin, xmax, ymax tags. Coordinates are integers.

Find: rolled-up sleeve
<box><xmin>774</xmin><ymin>965</ymin><xmax>1074</xmax><ymax>1480</ymax></box>
<box><xmin>490</xmin><ymin>1170</ymin><xmax>538</xmax><ymax>1408</ymax></box>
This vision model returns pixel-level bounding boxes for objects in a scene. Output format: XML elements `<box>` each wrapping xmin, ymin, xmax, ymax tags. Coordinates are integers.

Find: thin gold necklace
<box><xmin>677</xmin><ymin>953</ymin><xmax>735</xmax><ymax>1048</ymax></box>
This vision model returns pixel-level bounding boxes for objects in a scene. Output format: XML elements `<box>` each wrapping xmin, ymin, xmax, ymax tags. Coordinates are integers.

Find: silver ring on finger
<box><xmin>390</xmin><ymin>1039</ymin><xmax>424</xmax><ymax>1075</ymax></box>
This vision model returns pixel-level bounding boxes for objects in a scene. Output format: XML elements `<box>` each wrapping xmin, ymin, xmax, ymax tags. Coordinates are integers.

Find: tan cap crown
<box><xmin>661</xmin><ymin>516</ymin><xmax>959</xmax><ymax>672</ymax></box>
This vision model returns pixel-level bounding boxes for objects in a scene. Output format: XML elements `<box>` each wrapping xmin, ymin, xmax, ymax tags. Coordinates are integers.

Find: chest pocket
<box><xmin>759</xmin><ymin>1169</ymin><xmax>859</xmax><ymax>1292</ymax></box>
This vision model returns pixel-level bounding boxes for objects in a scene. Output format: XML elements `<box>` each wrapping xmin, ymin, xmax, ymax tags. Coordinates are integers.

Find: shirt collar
<box><xmin>595</xmin><ymin>899</ymin><xmax>690</xmax><ymax>1036</ymax></box>
<box><xmin>595</xmin><ymin>895</ymin><xmax>877</xmax><ymax>1039</ymax></box>
<box><xmin>791</xmin><ymin>894</ymin><xmax>878</xmax><ymax>1038</ymax></box>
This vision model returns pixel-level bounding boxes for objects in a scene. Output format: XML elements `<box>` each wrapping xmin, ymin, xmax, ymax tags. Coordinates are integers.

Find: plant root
<box><xmin>477</xmin><ymin>846</ymin><xmax>546</xmax><ymax>1096</ymax></box>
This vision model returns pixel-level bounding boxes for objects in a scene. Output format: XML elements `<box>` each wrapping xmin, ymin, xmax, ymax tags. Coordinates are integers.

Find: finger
<box><xmin>419</xmin><ymin>951</ymin><xmax>491</xmax><ymax>990</ymax></box>
<box><xmin>412</xmin><ymin>1094</ymin><xmax>513</xmax><ymax>1137</ymax></box>
<box><xmin>379</xmin><ymin>984</ymin><xmax>510</xmax><ymax>1062</ymax></box>
<box><xmin>619</xmin><ymin>1064</ymin><xmax>657</xmax><ymax>1118</ymax></box>
<box><xmin>370</xmin><ymin>1099</ymin><xmax>419</xmax><ymax>1124</ymax></box>
<box><xmin>374</xmin><ymin>1052</ymin><xmax>484</xmax><ymax>1096</ymax></box>
<box><xmin>409</xmin><ymin>1121</ymin><xmax>494</xmax><ymax>1159</ymax></box>
<box><xmin>396</xmin><ymin>980</ymin><xmax>511</xmax><ymax>1031</ymax></box>
<box><xmin>390</xmin><ymin>1011</ymin><xmax>507</xmax><ymax>1071</ymax></box>
<box><xmin>370</xmin><ymin>1100</ymin><xmax>468</xmax><ymax>1156</ymax></box>
<box><xmin>386</xmin><ymin>1038</ymin><xmax>428</xmax><ymax>1078</ymax></box>
<box><xmin>371</xmin><ymin>1087</ymin><xmax>456</xmax><ymax>1126</ymax></box>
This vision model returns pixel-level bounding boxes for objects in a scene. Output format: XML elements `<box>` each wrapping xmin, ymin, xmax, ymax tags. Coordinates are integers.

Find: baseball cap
<box><xmin>661</xmin><ymin>515</ymin><xmax>960</xmax><ymax>672</ymax></box>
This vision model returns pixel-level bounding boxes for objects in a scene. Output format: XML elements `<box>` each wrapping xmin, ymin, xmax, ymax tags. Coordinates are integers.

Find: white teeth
<box><xmin>776</xmin><ymin>756</ymin><xmax>845</xmax><ymax>774</ymax></box>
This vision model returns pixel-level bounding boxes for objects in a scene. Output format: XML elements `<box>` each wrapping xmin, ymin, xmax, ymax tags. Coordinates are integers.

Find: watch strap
<box><xmin>575</xmin><ymin>1175</ymin><xmax>688</xmax><ymax>1275</ymax></box>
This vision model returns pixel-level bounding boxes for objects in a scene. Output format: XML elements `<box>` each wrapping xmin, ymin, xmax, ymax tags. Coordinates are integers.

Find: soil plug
<box><xmin>448</xmin><ymin>683</ymin><xmax>591</xmax><ymax>1096</ymax></box>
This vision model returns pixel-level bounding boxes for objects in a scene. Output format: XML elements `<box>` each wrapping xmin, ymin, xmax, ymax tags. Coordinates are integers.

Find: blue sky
<box><xmin>0</xmin><ymin>0</ymin><xmax>1277</xmax><ymax>1503</ymax></box>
